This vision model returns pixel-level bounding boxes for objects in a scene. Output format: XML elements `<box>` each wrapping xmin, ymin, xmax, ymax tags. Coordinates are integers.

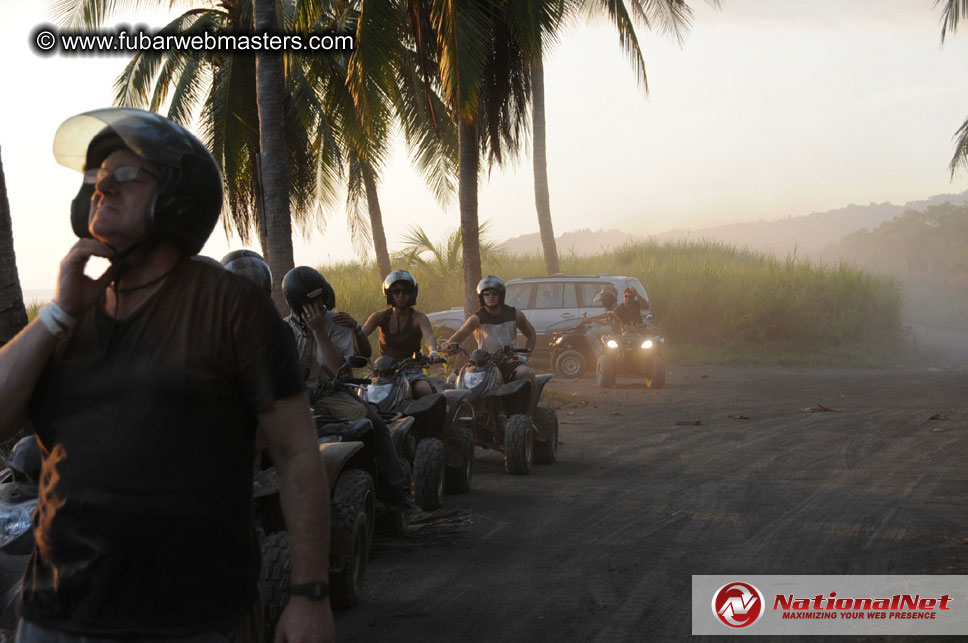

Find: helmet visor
<box><xmin>54</xmin><ymin>108</ymin><xmax>200</xmax><ymax>171</ymax></box>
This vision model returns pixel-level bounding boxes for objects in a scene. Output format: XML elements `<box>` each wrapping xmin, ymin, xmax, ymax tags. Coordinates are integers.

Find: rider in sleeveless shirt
<box><xmin>444</xmin><ymin>276</ymin><xmax>538</xmax><ymax>409</ymax></box>
<box><xmin>361</xmin><ymin>270</ymin><xmax>440</xmax><ymax>398</ymax></box>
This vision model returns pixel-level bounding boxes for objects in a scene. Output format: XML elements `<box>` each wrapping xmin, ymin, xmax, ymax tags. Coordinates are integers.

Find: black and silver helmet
<box><xmin>476</xmin><ymin>275</ymin><xmax>506</xmax><ymax>306</ymax></box>
<box><xmin>53</xmin><ymin>107</ymin><xmax>222</xmax><ymax>256</ymax></box>
<box><xmin>222</xmin><ymin>250</ymin><xmax>272</xmax><ymax>295</ymax></box>
<box><xmin>593</xmin><ymin>286</ymin><xmax>618</xmax><ymax>310</ymax></box>
<box><xmin>382</xmin><ymin>269</ymin><xmax>418</xmax><ymax>306</ymax></box>
<box><xmin>282</xmin><ymin>266</ymin><xmax>335</xmax><ymax>314</ymax></box>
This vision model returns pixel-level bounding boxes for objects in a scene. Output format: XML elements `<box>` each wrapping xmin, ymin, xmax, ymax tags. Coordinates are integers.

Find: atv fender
<box><xmin>388</xmin><ymin>415</ymin><xmax>416</xmax><ymax>453</ymax></box>
<box><xmin>533</xmin><ymin>374</ymin><xmax>554</xmax><ymax>403</ymax></box>
<box><xmin>487</xmin><ymin>378</ymin><xmax>531</xmax><ymax>416</ymax></box>
<box><xmin>403</xmin><ymin>393</ymin><xmax>447</xmax><ymax>440</ymax></box>
<box><xmin>319</xmin><ymin>442</ymin><xmax>366</xmax><ymax>494</ymax></box>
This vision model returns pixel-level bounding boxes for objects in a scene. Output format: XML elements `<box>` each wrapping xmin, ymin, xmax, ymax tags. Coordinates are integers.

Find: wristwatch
<box><xmin>291</xmin><ymin>580</ymin><xmax>330</xmax><ymax>600</ymax></box>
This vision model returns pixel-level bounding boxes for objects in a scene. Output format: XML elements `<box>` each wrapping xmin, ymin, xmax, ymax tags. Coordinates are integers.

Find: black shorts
<box><xmin>498</xmin><ymin>359</ymin><xmax>526</xmax><ymax>383</ymax></box>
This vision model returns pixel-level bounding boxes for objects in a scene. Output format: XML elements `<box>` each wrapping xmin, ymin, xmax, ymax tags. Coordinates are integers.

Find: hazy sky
<box><xmin>2</xmin><ymin>0</ymin><xmax>967</xmax><ymax>292</ymax></box>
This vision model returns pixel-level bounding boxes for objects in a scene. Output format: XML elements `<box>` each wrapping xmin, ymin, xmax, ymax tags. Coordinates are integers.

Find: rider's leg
<box><xmin>412</xmin><ymin>379</ymin><xmax>434</xmax><ymax>398</ymax></box>
<box><xmin>360</xmin><ymin>400</ymin><xmax>416</xmax><ymax>509</ymax></box>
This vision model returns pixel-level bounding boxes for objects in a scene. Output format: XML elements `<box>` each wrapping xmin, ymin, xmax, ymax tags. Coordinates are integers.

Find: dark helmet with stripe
<box><xmin>282</xmin><ymin>266</ymin><xmax>335</xmax><ymax>314</ymax></box>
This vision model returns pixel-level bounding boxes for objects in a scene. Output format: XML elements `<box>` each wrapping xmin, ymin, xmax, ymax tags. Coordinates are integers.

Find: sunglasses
<box><xmin>84</xmin><ymin>165</ymin><xmax>162</xmax><ymax>185</ymax></box>
<box><xmin>389</xmin><ymin>288</ymin><xmax>412</xmax><ymax>296</ymax></box>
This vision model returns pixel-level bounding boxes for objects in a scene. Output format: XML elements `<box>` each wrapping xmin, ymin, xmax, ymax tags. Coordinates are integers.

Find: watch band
<box><xmin>290</xmin><ymin>580</ymin><xmax>330</xmax><ymax>600</ymax></box>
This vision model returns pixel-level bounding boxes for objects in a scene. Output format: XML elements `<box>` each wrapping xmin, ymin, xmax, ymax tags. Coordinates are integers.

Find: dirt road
<box><xmin>334</xmin><ymin>364</ymin><xmax>968</xmax><ymax>641</ymax></box>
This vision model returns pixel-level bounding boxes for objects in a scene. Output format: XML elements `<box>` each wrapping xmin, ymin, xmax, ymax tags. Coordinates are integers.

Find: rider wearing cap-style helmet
<box><xmin>0</xmin><ymin>108</ymin><xmax>334</xmax><ymax>642</ymax></box>
<box><xmin>222</xmin><ymin>250</ymin><xmax>273</xmax><ymax>295</ymax></box>
<box><xmin>361</xmin><ymin>270</ymin><xmax>440</xmax><ymax>398</ymax></box>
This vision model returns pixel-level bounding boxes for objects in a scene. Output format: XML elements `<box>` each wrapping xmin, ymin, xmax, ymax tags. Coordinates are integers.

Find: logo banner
<box><xmin>693</xmin><ymin>575</ymin><xmax>968</xmax><ymax>635</ymax></box>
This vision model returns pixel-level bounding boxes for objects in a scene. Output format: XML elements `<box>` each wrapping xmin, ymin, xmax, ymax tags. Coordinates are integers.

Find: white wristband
<box><xmin>37</xmin><ymin>302</ymin><xmax>78</xmax><ymax>339</ymax></box>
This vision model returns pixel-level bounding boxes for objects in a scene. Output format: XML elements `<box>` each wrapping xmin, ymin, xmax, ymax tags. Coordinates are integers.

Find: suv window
<box><xmin>534</xmin><ymin>283</ymin><xmax>563</xmax><ymax>309</ymax></box>
<box><xmin>579</xmin><ymin>282</ymin><xmax>611</xmax><ymax>307</ymax></box>
<box><xmin>505</xmin><ymin>284</ymin><xmax>532</xmax><ymax>309</ymax></box>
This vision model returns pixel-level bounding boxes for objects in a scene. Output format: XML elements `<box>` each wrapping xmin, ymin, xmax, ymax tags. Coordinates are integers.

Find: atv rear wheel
<box><xmin>413</xmin><ymin>438</ymin><xmax>446</xmax><ymax>510</ymax></box>
<box><xmin>553</xmin><ymin>349</ymin><xmax>587</xmax><ymax>379</ymax></box>
<box><xmin>330</xmin><ymin>469</ymin><xmax>375</xmax><ymax>609</ymax></box>
<box><xmin>597</xmin><ymin>354</ymin><xmax>616</xmax><ymax>388</ymax></box>
<box><xmin>259</xmin><ymin>532</ymin><xmax>291</xmax><ymax>642</ymax></box>
<box><xmin>532</xmin><ymin>407</ymin><xmax>559</xmax><ymax>465</ymax></box>
<box><xmin>646</xmin><ymin>356</ymin><xmax>666</xmax><ymax>389</ymax></box>
<box><xmin>504</xmin><ymin>414</ymin><xmax>533</xmax><ymax>475</ymax></box>
<box><xmin>445</xmin><ymin>421</ymin><xmax>474</xmax><ymax>494</ymax></box>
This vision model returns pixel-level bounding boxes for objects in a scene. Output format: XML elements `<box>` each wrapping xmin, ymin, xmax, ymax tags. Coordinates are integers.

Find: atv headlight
<box><xmin>366</xmin><ymin>383</ymin><xmax>393</xmax><ymax>404</ymax></box>
<box><xmin>606</xmin><ymin>339</ymin><xmax>619</xmax><ymax>349</ymax></box>
<box><xmin>553</xmin><ymin>336</ymin><xmax>564</xmax><ymax>346</ymax></box>
<box><xmin>318</xmin><ymin>435</ymin><xmax>343</xmax><ymax>445</ymax></box>
<box><xmin>463</xmin><ymin>370</ymin><xmax>487</xmax><ymax>389</ymax></box>
<box><xmin>0</xmin><ymin>500</ymin><xmax>36</xmax><ymax>548</ymax></box>
<box><xmin>641</xmin><ymin>339</ymin><xmax>654</xmax><ymax>349</ymax></box>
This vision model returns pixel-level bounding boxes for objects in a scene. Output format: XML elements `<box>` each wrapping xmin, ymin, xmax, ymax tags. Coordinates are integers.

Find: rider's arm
<box><xmin>258</xmin><ymin>392</ymin><xmax>334</xmax><ymax>643</ymax></box>
<box><xmin>414</xmin><ymin>312</ymin><xmax>439</xmax><ymax>354</ymax></box>
<box><xmin>0</xmin><ymin>239</ymin><xmax>116</xmax><ymax>441</ymax></box>
<box><xmin>351</xmin><ymin>324</ymin><xmax>372</xmax><ymax>359</ymax></box>
<box><xmin>447</xmin><ymin>315</ymin><xmax>480</xmax><ymax>347</ymax></box>
<box><xmin>516</xmin><ymin>310</ymin><xmax>537</xmax><ymax>352</ymax></box>
<box><xmin>360</xmin><ymin>311</ymin><xmax>381</xmax><ymax>337</ymax></box>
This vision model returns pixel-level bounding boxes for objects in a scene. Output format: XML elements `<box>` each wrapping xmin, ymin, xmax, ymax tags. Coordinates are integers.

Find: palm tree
<box><xmin>254</xmin><ymin>0</ymin><xmax>295</xmax><ymax>309</ymax></box>
<box><xmin>530</xmin><ymin>0</ymin><xmax>696</xmax><ymax>276</ymax></box>
<box><xmin>392</xmin><ymin>221</ymin><xmax>506</xmax><ymax>277</ymax></box>
<box><xmin>938</xmin><ymin>0</ymin><xmax>968</xmax><ymax>176</ymax></box>
<box><xmin>354</xmin><ymin>0</ymin><xmax>540</xmax><ymax>314</ymax></box>
<box><xmin>0</xmin><ymin>147</ymin><xmax>28</xmax><ymax>346</ymax></box>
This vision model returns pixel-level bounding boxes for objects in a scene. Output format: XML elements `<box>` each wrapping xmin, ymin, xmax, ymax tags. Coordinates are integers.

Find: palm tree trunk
<box><xmin>459</xmin><ymin>119</ymin><xmax>483</xmax><ymax>317</ymax></box>
<box><xmin>254</xmin><ymin>0</ymin><xmax>294</xmax><ymax>313</ymax></box>
<box><xmin>531</xmin><ymin>58</ymin><xmax>560</xmax><ymax>276</ymax></box>
<box><xmin>361</xmin><ymin>165</ymin><xmax>392</xmax><ymax>278</ymax></box>
<box><xmin>0</xmin><ymin>147</ymin><xmax>28</xmax><ymax>346</ymax></box>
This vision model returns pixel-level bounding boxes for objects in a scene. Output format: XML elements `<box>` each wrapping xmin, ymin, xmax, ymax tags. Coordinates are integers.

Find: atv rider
<box><xmin>614</xmin><ymin>287</ymin><xmax>657</xmax><ymax>332</ymax></box>
<box><xmin>282</xmin><ymin>266</ymin><xmax>416</xmax><ymax>512</ymax></box>
<box><xmin>361</xmin><ymin>270</ymin><xmax>440</xmax><ymax>399</ymax></box>
<box><xmin>444</xmin><ymin>276</ymin><xmax>538</xmax><ymax>410</ymax></box>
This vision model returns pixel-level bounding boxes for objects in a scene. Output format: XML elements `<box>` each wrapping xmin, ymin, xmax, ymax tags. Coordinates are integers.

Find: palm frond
<box><xmin>938</xmin><ymin>0</ymin><xmax>968</xmax><ymax>42</ymax></box>
<box><xmin>949</xmin><ymin>113</ymin><xmax>968</xmax><ymax>178</ymax></box>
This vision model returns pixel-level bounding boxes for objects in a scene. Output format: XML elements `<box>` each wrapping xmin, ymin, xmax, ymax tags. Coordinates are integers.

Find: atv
<box><xmin>549</xmin><ymin>317</ymin><xmax>612</xmax><ymax>379</ymax></box>
<box><xmin>596</xmin><ymin>326</ymin><xmax>666</xmax><ymax>389</ymax></box>
<box><xmin>444</xmin><ymin>346</ymin><xmax>558</xmax><ymax>475</ymax></box>
<box><xmin>358</xmin><ymin>354</ymin><xmax>468</xmax><ymax>511</ymax></box>
<box><xmin>0</xmin><ymin>436</ymin><xmax>40</xmax><ymax>641</ymax></box>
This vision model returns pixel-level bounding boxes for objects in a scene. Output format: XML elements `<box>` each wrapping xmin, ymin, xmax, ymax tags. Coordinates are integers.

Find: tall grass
<box><xmin>318</xmin><ymin>239</ymin><xmax>905</xmax><ymax>365</ymax></box>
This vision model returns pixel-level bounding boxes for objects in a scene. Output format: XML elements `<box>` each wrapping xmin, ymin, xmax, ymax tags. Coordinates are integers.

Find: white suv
<box><xmin>428</xmin><ymin>274</ymin><xmax>651</xmax><ymax>348</ymax></box>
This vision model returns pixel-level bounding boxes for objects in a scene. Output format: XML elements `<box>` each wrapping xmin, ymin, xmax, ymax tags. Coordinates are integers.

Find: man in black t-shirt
<box><xmin>0</xmin><ymin>109</ymin><xmax>334</xmax><ymax>642</ymax></box>
<box><xmin>613</xmin><ymin>287</ymin><xmax>657</xmax><ymax>332</ymax></box>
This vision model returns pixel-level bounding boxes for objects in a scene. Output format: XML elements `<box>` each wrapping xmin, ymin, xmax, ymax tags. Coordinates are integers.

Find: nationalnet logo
<box><xmin>712</xmin><ymin>582</ymin><xmax>765</xmax><ymax>628</ymax></box>
<box><xmin>694</xmin><ymin>576</ymin><xmax>967</xmax><ymax>635</ymax></box>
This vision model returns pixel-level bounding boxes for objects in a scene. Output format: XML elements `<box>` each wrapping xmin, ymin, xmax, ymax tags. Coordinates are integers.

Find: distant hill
<box><xmin>501</xmin><ymin>228</ymin><xmax>642</xmax><ymax>256</ymax></box>
<box><xmin>653</xmin><ymin>191</ymin><xmax>968</xmax><ymax>258</ymax></box>
<box><xmin>500</xmin><ymin>190</ymin><xmax>968</xmax><ymax>259</ymax></box>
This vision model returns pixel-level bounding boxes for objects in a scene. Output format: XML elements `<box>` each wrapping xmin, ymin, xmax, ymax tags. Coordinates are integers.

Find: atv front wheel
<box><xmin>532</xmin><ymin>407</ymin><xmax>559</xmax><ymax>465</ymax></box>
<box><xmin>504</xmin><ymin>414</ymin><xmax>534</xmax><ymax>475</ymax></box>
<box><xmin>646</xmin><ymin>356</ymin><xmax>666</xmax><ymax>389</ymax></box>
<box><xmin>445</xmin><ymin>421</ymin><xmax>474</xmax><ymax>494</ymax></box>
<box><xmin>413</xmin><ymin>438</ymin><xmax>446</xmax><ymax>510</ymax></box>
<box><xmin>259</xmin><ymin>532</ymin><xmax>291</xmax><ymax>642</ymax></box>
<box><xmin>553</xmin><ymin>349</ymin><xmax>587</xmax><ymax>379</ymax></box>
<box><xmin>597</xmin><ymin>354</ymin><xmax>616</xmax><ymax>388</ymax></box>
<box><xmin>330</xmin><ymin>469</ymin><xmax>375</xmax><ymax>609</ymax></box>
